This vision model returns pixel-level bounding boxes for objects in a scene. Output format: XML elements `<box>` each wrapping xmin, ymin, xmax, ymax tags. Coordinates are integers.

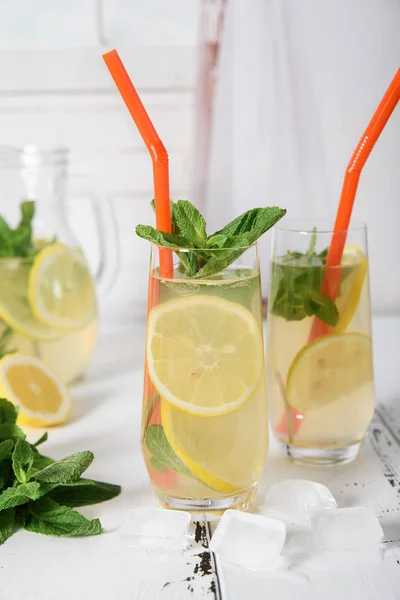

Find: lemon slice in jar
<box><xmin>28</xmin><ymin>244</ymin><xmax>97</xmax><ymax>331</ymax></box>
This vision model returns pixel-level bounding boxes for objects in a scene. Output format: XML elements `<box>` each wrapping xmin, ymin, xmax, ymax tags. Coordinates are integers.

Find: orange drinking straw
<box><xmin>309</xmin><ymin>67</ymin><xmax>400</xmax><ymax>341</ymax></box>
<box><xmin>102</xmin><ymin>49</ymin><xmax>173</xmax><ymax>278</ymax></box>
<box><xmin>277</xmin><ymin>68</ymin><xmax>400</xmax><ymax>439</ymax></box>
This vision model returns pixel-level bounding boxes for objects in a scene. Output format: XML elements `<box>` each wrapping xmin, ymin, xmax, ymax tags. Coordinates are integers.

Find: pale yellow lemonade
<box><xmin>142</xmin><ymin>266</ymin><xmax>269</xmax><ymax>509</ymax></box>
<box><xmin>266</xmin><ymin>246</ymin><xmax>375</xmax><ymax>457</ymax></box>
<box><xmin>0</xmin><ymin>243</ymin><xmax>98</xmax><ymax>383</ymax></box>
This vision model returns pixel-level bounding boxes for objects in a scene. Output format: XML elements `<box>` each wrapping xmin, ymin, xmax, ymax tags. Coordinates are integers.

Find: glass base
<box><xmin>155</xmin><ymin>485</ymin><xmax>257</xmax><ymax>520</ymax></box>
<box><xmin>277</xmin><ymin>440</ymin><xmax>363</xmax><ymax>466</ymax></box>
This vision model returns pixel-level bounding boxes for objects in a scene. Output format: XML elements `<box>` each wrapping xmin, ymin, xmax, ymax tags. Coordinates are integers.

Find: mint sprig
<box><xmin>271</xmin><ymin>231</ymin><xmax>339</xmax><ymax>326</ymax></box>
<box><xmin>145</xmin><ymin>424</ymin><xmax>191</xmax><ymax>477</ymax></box>
<box><xmin>0</xmin><ymin>201</ymin><xmax>37</xmax><ymax>258</ymax></box>
<box><xmin>136</xmin><ymin>200</ymin><xmax>286</xmax><ymax>278</ymax></box>
<box><xmin>0</xmin><ymin>398</ymin><xmax>121</xmax><ymax>545</ymax></box>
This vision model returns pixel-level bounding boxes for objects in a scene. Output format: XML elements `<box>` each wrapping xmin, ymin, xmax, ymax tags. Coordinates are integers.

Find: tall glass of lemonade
<box><xmin>142</xmin><ymin>243</ymin><xmax>269</xmax><ymax>516</ymax></box>
<box><xmin>266</xmin><ymin>219</ymin><xmax>375</xmax><ymax>465</ymax></box>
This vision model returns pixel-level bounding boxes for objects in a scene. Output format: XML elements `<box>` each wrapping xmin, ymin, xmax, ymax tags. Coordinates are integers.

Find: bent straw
<box><xmin>102</xmin><ymin>49</ymin><xmax>173</xmax><ymax>278</ymax></box>
<box><xmin>309</xmin><ymin>67</ymin><xmax>400</xmax><ymax>341</ymax></box>
<box><xmin>277</xmin><ymin>68</ymin><xmax>400</xmax><ymax>439</ymax></box>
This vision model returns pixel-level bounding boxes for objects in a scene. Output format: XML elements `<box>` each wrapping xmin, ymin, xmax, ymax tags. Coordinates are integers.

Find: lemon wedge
<box><xmin>147</xmin><ymin>295</ymin><xmax>263</xmax><ymax>417</ymax></box>
<box><xmin>335</xmin><ymin>245</ymin><xmax>367</xmax><ymax>333</ymax></box>
<box><xmin>0</xmin><ymin>353</ymin><xmax>71</xmax><ymax>427</ymax></box>
<box><xmin>28</xmin><ymin>244</ymin><xmax>97</xmax><ymax>331</ymax></box>
<box><xmin>286</xmin><ymin>333</ymin><xmax>373</xmax><ymax>412</ymax></box>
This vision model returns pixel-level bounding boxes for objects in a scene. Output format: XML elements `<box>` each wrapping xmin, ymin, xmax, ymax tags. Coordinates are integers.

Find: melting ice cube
<box><xmin>210</xmin><ymin>509</ymin><xmax>286</xmax><ymax>571</ymax></box>
<box><xmin>261</xmin><ymin>479</ymin><xmax>337</xmax><ymax>528</ymax></box>
<box><xmin>312</xmin><ymin>506</ymin><xmax>384</xmax><ymax>551</ymax></box>
<box><xmin>117</xmin><ymin>508</ymin><xmax>191</xmax><ymax>550</ymax></box>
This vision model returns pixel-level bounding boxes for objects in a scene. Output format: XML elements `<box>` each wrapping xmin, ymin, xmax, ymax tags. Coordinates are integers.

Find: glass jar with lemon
<box><xmin>266</xmin><ymin>220</ymin><xmax>375</xmax><ymax>465</ymax></box>
<box><xmin>0</xmin><ymin>147</ymin><xmax>118</xmax><ymax>386</ymax></box>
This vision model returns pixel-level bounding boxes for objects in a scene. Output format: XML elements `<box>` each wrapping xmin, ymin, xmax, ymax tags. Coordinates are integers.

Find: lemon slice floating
<box><xmin>0</xmin><ymin>259</ymin><xmax>63</xmax><ymax>341</ymax></box>
<box><xmin>286</xmin><ymin>332</ymin><xmax>373</xmax><ymax>412</ymax></box>
<box><xmin>147</xmin><ymin>295</ymin><xmax>263</xmax><ymax>417</ymax></box>
<box><xmin>29</xmin><ymin>244</ymin><xmax>97</xmax><ymax>331</ymax></box>
<box><xmin>0</xmin><ymin>353</ymin><xmax>71</xmax><ymax>427</ymax></box>
<box><xmin>335</xmin><ymin>245</ymin><xmax>367</xmax><ymax>333</ymax></box>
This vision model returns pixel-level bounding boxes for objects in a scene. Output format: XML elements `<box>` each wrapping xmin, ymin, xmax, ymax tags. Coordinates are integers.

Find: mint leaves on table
<box><xmin>271</xmin><ymin>229</ymin><xmax>339</xmax><ymax>326</ymax></box>
<box><xmin>136</xmin><ymin>199</ymin><xmax>286</xmax><ymax>278</ymax></box>
<box><xmin>0</xmin><ymin>397</ymin><xmax>121</xmax><ymax>546</ymax></box>
<box><xmin>145</xmin><ymin>424</ymin><xmax>191</xmax><ymax>477</ymax></box>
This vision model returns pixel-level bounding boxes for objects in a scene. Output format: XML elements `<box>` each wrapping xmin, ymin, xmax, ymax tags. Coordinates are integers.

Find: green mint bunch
<box><xmin>0</xmin><ymin>398</ymin><xmax>121</xmax><ymax>545</ymax></box>
<box><xmin>0</xmin><ymin>201</ymin><xmax>38</xmax><ymax>258</ymax></box>
<box><xmin>271</xmin><ymin>229</ymin><xmax>339</xmax><ymax>326</ymax></box>
<box><xmin>136</xmin><ymin>200</ymin><xmax>286</xmax><ymax>278</ymax></box>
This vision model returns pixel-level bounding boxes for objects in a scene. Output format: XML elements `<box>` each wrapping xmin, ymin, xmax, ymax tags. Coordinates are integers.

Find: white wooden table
<box><xmin>1</xmin><ymin>316</ymin><xmax>399</xmax><ymax>600</ymax></box>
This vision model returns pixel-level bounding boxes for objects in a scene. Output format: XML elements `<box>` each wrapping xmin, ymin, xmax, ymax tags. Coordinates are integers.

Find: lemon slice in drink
<box><xmin>147</xmin><ymin>295</ymin><xmax>263</xmax><ymax>417</ymax></box>
<box><xmin>286</xmin><ymin>332</ymin><xmax>373</xmax><ymax>412</ymax></box>
<box><xmin>0</xmin><ymin>259</ymin><xmax>63</xmax><ymax>341</ymax></box>
<box><xmin>161</xmin><ymin>400</ymin><xmax>240</xmax><ymax>494</ymax></box>
<box><xmin>335</xmin><ymin>245</ymin><xmax>367</xmax><ymax>333</ymax></box>
<box><xmin>0</xmin><ymin>353</ymin><xmax>71</xmax><ymax>427</ymax></box>
<box><xmin>29</xmin><ymin>244</ymin><xmax>96</xmax><ymax>331</ymax></box>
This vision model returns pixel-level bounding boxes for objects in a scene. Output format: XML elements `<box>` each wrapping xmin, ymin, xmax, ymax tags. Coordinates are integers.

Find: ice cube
<box><xmin>210</xmin><ymin>509</ymin><xmax>286</xmax><ymax>570</ymax></box>
<box><xmin>312</xmin><ymin>507</ymin><xmax>384</xmax><ymax>551</ymax></box>
<box><xmin>117</xmin><ymin>508</ymin><xmax>191</xmax><ymax>550</ymax></box>
<box><xmin>261</xmin><ymin>480</ymin><xmax>337</xmax><ymax>528</ymax></box>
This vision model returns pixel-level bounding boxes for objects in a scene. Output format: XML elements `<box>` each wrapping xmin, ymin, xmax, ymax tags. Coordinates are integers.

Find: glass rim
<box><xmin>275</xmin><ymin>218</ymin><xmax>366</xmax><ymax>234</ymax></box>
<box><xmin>150</xmin><ymin>241</ymin><xmax>258</xmax><ymax>253</ymax></box>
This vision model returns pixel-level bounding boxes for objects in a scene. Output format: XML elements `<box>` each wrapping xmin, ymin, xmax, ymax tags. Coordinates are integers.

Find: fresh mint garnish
<box><xmin>136</xmin><ymin>200</ymin><xmax>286</xmax><ymax>278</ymax></box>
<box><xmin>145</xmin><ymin>424</ymin><xmax>191</xmax><ymax>476</ymax></box>
<box><xmin>33</xmin><ymin>451</ymin><xmax>94</xmax><ymax>484</ymax></box>
<box><xmin>0</xmin><ymin>400</ymin><xmax>121</xmax><ymax>545</ymax></box>
<box><xmin>0</xmin><ymin>201</ymin><xmax>37</xmax><ymax>258</ymax></box>
<box><xmin>271</xmin><ymin>230</ymin><xmax>339</xmax><ymax>327</ymax></box>
<box><xmin>12</xmin><ymin>440</ymin><xmax>35</xmax><ymax>484</ymax></box>
<box><xmin>25</xmin><ymin>497</ymin><xmax>102</xmax><ymax>537</ymax></box>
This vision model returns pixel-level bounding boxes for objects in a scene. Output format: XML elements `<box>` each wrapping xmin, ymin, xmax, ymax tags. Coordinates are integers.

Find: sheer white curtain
<box><xmin>203</xmin><ymin>0</ymin><xmax>400</xmax><ymax>311</ymax></box>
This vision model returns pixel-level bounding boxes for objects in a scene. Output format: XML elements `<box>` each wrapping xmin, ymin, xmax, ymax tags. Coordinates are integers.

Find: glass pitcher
<box><xmin>0</xmin><ymin>145</ymin><xmax>118</xmax><ymax>383</ymax></box>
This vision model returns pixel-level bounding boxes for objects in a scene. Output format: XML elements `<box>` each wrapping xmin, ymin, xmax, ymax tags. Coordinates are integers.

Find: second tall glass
<box><xmin>266</xmin><ymin>220</ymin><xmax>375</xmax><ymax>465</ymax></box>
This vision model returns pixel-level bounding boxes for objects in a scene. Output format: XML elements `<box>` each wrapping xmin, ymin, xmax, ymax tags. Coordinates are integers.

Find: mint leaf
<box><xmin>212</xmin><ymin>207</ymin><xmax>286</xmax><ymax>243</ymax></box>
<box><xmin>32</xmin><ymin>456</ymin><xmax>54</xmax><ymax>470</ymax></box>
<box><xmin>49</xmin><ymin>479</ymin><xmax>121</xmax><ymax>507</ymax></box>
<box><xmin>135</xmin><ymin>225</ymin><xmax>191</xmax><ymax>249</ymax></box>
<box><xmin>0</xmin><ymin>440</ymin><xmax>14</xmax><ymax>462</ymax></box>
<box><xmin>0</xmin><ymin>482</ymin><xmax>42</xmax><ymax>510</ymax></box>
<box><xmin>0</xmin><ymin>327</ymin><xmax>13</xmax><ymax>358</ymax></box>
<box><xmin>306</xmin><ymin>227</ymin><xmax>317</xmax><ymax>262</ymax></box>
<box><xmin>0</xmin><ymin>424</ymin><xmax>25</xmax><ymax>441</ymax></box>
<box><xmin>25</xmin><ymin>497</ymin><xmax>103</xmax><ymax>537</ymax></box>
<box><xmin>33</xmin><ymin>432</ymin><xmax>48</xmax><ymax>447</ymax></box>
<box><xmin>0</xmin><ymin>398</ymin><xmax>18</xmax><ymax>425</ymax></box>
<box><xmin>0</xmin><ymin>509</ymin><xmax>15</xmax><ymax>545</ymax></box>
<box><xmin>137</xmin><ymin>201</ymin><xmax>286</xmax><ymax>279</ymax></box>
<box><xmin>12</xmin><ymin>440</ymin><xmax>35</xmax><ymax>484</ymax></box>
<box><xmin>33</xmin><ymin>451</ymin><xmax>94</xmax><ymax>484</ymax></box>
<box><xmin>173</xmin><ymin>200</ymin><xmax>207</xmax><ymax>248</ymax></box>
<box><xmin>145</xmin><ymin>425</ymin><xmax>191</xmax><ymax>476</ymax></box>
<box><xmin>304</xmin><ymin>290</ymin><xmax>339</xmax><ymax>327</ymax></box>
